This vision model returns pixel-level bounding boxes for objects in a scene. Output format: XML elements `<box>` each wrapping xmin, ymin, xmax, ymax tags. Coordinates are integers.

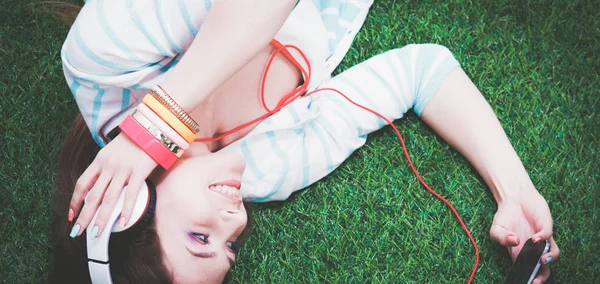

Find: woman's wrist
<box><xmin>484</xmin><ymin>161</ymin><xmax>538</xmax><ymax>206</ymax></box>
<box><xmin>151</xmin><ymin>86</ymin><xmax>200</xmax><ymax>133</ymax></box>
<box><xmin>158</xmin><ymin>79</ymin><xmax>206</xmax><ymax>113</ymax></box>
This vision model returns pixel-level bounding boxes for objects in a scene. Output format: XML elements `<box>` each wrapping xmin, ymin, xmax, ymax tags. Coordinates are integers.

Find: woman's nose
<box><xmin>219</xmin><ymin>208</ymin><xmax>248</xmax><ymax>226</ymax></box>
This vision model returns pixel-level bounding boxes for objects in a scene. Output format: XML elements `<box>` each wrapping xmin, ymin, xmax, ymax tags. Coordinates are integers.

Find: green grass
<box><xmin>1</xmin><ymin>0</ymin><xmax>599</xmax><ymax>282</ymax></box>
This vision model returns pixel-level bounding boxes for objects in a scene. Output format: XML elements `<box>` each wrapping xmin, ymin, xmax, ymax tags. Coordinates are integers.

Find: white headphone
<box><xmin>86</xmin><ymin>180</ymin><xmax>157</xmax><ymax>284</ymax></box>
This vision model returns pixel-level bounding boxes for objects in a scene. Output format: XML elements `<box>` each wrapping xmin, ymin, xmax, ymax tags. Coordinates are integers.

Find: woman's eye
<box><xmin>227</xmin><ymin>241</ymin><xmax>238</xmax><ymax>253</ymax></box>
<box><xmin>193</xmin><ymin>234</ymin><xmax>209</xmax><ymax>244</ymax></box>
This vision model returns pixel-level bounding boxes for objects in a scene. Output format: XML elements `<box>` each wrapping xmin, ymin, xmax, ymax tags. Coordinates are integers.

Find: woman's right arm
<box><xmin>160</xmin><ymin>0</ymin><xmax>298</xmax><ymax>111</ymax></box>
<box><xmin>65</xmin><ymin>0</ymin><xmax>298</xmax><ymax>238</ymax></box>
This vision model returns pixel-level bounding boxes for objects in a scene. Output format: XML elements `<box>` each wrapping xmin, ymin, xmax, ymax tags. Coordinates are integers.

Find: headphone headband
<box><xmin>86</xmin><ymin>181</ymin><xmax>156</xmax><ymax>284</ymax></box>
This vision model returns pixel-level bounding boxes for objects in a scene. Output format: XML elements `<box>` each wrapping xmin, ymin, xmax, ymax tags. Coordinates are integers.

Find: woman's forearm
<box><xmin>160</xmin><ymin>0</ymin><xmax>297</xmax><ymax>111</ymax></box>
<box><xmin>420</xmin><ymin>68</ymin><xmax>537</xmax><ymax>205</ymax></box>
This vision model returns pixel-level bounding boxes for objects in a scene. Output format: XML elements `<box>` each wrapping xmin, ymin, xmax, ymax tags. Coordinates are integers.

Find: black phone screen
<box><xmin>505</xmin><ymin>238</ymin><xmax>548</xmax><ymax>284</ymax></box>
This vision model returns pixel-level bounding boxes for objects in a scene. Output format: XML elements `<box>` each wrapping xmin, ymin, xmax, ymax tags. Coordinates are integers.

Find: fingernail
<box><xmin>534</xmin><ymin>237</ymin><xmax>541</xmax><ymax>243</ymax></box>
<box><xmin>68</xmin><ymin>209</ymin><xmax>74</xmax><ymax>222</ymax></box>
<box><xmin>546</xmin><ymin>256</ymin><xmax>552</xmax><ymax>264</ymax></box>
<box><xmin>120</xmin><ymin>217</ymin><xmax>127</xmax><ymax>228</ymax></box>
<box><xmin>508</xmin><ymin>235</ymin><xmax>517</xmax><ymax>245</ymax></box>
<box><xmin>69</xmin><ymin>224</ymin><xmax>80</xmax><ymax>238</ymax></box>
<box><xmin>90</xmin><ymin>225</ymin><xmax>99</xmax><ymax>240</ymax></box>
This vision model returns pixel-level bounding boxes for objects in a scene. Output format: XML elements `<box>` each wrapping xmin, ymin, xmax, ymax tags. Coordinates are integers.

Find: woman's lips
<box><xmin>210</xmin><ymin>180</ymin><xmax>241</xmax><ymax>189</ymax></box>
<box><xmin>208</xmin><ymin>180</ymin><xmax>242</xmax><ymax>202</ymax></box>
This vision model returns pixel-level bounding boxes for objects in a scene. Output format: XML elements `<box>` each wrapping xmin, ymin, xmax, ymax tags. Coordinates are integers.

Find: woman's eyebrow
<box><xmin>188</xmin><ymin>250</ymin><xmax>234</xmax><ymax>266</ymax></box>
<box><xmin>191</xmin><ymin>251</ymin><xmax>216</xmax><ymax>258</ymax></box>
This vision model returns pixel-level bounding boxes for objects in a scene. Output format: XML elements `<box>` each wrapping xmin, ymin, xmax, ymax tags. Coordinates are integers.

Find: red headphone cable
<box><xmin>195</xmin><ymin>41</ymin><xmax>479</xmax><ymax>283</ymax></box>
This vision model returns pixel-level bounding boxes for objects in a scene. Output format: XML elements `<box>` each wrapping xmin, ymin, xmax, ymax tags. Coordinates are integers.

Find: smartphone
<box><xmin>505</xmin><ymin>238</ymin><xmax>551</xmax><ymax>284</ymax></box>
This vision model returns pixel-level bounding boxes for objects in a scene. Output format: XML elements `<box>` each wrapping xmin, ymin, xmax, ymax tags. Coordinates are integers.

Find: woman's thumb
<box><xmin>532</xmin><ymin>214</ymin><xmax>553</xmax><ymax>242</ymax></box>
<box><xmin>490</xmin><ymin>224</ymin><xmax>520</xmax><ymax>247</ymax></box>
<box><xmin>532</xmin><ymin>227</ymin><xmax>552</xmax><ymax>243</ymax></box>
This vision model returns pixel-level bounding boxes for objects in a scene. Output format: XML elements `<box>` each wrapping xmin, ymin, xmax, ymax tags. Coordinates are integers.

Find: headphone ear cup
<box><xmin>115</xmin><ymin>179</ymin><xmax>156</xmax><ymax>235</ymax></box>
<box><xmin>130</xmin><ymin>179</ymin><xmax>157</xmax><ymax>232</ymax></box>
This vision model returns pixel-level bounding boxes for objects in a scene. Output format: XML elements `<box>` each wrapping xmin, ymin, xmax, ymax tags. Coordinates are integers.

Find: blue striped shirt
<box><xmin>59</xmin><ymin>0</ymin><xmax>467</xmax><ymax>203</ymax></box>
<box><xmin>62</xmin><ymin>0</ymin><xmax>373</xmax><ymax>147</ymax></box>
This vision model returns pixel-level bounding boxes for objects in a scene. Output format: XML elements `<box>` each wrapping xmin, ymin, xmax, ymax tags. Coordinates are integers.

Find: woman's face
<box><xmin>154</xmin><ymin>152</ymin><xmax>248</xmax><ymax>283</ymax></box>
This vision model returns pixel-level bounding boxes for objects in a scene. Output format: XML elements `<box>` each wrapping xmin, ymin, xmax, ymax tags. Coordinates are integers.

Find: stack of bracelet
<box><xmin>118</xmin><ymin>85</ymin><xmax>199</xmax><ymax>169</ymax></box>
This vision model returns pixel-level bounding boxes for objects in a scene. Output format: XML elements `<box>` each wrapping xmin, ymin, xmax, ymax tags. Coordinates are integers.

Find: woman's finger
<box><xmin>532</xmin><ymin>214</ymin><xmax>553</xmax><ymax>243</ymax></box>
<box><xmin>541</xmin><ymin>236</ymin><xmax>560</xmax><ymax>264</ymax></box>
<box><xmin>119</xmin><ymin>172</ymin><xmax>145</xmax><ymax>229</ymax></box>
<box><xmin>69</xmin><ymin>162</ymin><xmax>100</xmax><ymax>221</ymax></box>
<box><xmin>532</xmin><ymin>263</ymin><xmax>550</xmax><ymax>284</ymax></box>
<box><xmin>88</xmin><ymin>169</ymin><xmax>130</xmax><ymax>240</ymax></box>
<box><xmin>490</xmin><ymin>224</ymin><xmax>520</xmax><ymax>247</ymax></box>
<box><xmin>70</xmin><ymin>169</ymin><xmax>113</xmax><ymax>238</ymax></box>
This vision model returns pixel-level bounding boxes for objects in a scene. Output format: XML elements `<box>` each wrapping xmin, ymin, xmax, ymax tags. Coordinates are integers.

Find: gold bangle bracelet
<box><xmin>151</xmin><ymin>86</ymin><xmax>200</xmax><ymax>134</ymax></box>
<box><xmin>151</xmin><ymin>87</ymin><xmax>197</xmax><ymax>133</ymax></box>
<box><xmin>132</xmin><ymin>110</ymin><xmax>184</xmax><ymax>157</ymax></box>
<box><xmin>151</xmin><ymin>87</ymin><xmax>193</xmax><ymax>128</ymax></box>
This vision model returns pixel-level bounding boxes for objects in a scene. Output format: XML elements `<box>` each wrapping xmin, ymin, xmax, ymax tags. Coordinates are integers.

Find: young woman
<box><xmin>51</xmin><ymin>0</ymin><xmax>559</xmax><ymax>283</ymax></box>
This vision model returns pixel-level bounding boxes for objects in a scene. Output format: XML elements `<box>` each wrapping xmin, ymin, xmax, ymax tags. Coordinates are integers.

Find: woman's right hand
<box><xmin>68</xmin><ymin>133</ymin><xmax>158</xmax><ymax>238</ymax></box>
<box><xmin>489</xmin><ymin>189</ymin><xmax>560</xmax><ymax>283</ymax></box>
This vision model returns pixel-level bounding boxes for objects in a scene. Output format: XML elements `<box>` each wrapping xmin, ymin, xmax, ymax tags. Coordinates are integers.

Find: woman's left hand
<box><xmin>489</xmin><ymin>189</ymin><xmax>560</xmax><ymax>284</ymax></box>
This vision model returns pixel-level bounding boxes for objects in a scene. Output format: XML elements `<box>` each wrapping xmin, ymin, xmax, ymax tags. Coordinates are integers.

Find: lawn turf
<box><xmin>1</xmin><ymin>0</ymin><xmax>598</xmax><ymax>282</ymax></box>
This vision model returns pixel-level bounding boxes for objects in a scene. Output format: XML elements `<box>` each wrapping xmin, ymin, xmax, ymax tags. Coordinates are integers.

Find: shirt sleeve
<box><xmin>234</xmin><ymin>44</ymin><xmax>460</xmax><ymax>202</ymax></box>
<box><xmin>61</xmin><ymin>0</ymin><xmax>207</xmax><ymax>146</ymax></box>
<box><xmin>281</xmin><ymin>44</ymin><xmax>461</xmax><ymax>199</ymax></box>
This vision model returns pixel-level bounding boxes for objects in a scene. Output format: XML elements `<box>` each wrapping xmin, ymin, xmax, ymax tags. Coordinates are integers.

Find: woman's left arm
<box><xmin>420</xmin><ymin>68</ymin><xmax>560</xmax><ymax>284</ymax></box>
<box><xmin>64</xmin><ymin>0</ymin><xmax>299</xmax><ymax>237</ymax></box>
<box><xmin>160</xmin><ymin>0</ymin><xmax>298</xmax><ymax>110</ymax></box>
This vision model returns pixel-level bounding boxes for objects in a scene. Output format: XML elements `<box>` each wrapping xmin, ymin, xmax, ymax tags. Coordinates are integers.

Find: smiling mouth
<box><xmin>209</xmin><ymin>180</ymin><xmax>242</xmax><ymax>202</ymax></box>
<box><xmin>210</xmin><ymin>180</ymin><xmax>241</xmax><ymax>189</ymax></box>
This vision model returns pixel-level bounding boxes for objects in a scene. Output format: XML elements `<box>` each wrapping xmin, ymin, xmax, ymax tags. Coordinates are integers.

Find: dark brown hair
<box><xmin>50</xmin><ymin>114</ymin><xmax>172</xmax><ymax>283</ymax></box>
<box><xmin>45</xmin><ymin>3</ymin><xmax>172</xmax><ymax>282</ymax></box>
<box><xmin>50</xmin><ymin>114</ymin><xmax>255</xmax><ymax>283</ymax></box>
<box><xmin>47</xmin><ymin>4</ymin><xmax>253</xmax><ymax>282</ymax></box>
